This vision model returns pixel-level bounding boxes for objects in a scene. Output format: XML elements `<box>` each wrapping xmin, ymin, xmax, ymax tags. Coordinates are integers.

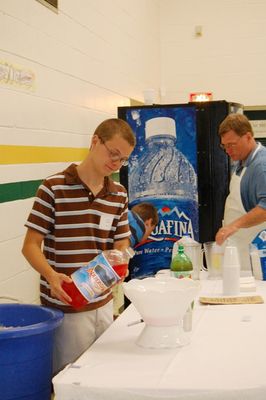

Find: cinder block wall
<box><xmin>0</xmin><ymin>0</ymin><xmax>160</xmax><ymax>304</ymax></box>
<box><xmin>160</xmin><ymin>0</ymin><xmax>266</xmax><ymax>105</ymax></box>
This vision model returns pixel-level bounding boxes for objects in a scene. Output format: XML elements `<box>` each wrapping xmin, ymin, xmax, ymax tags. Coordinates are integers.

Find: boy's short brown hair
<box><xmin>94</xmin><ymin>118</ymin><xmax>136</xmax><ymax>147</ymax></box>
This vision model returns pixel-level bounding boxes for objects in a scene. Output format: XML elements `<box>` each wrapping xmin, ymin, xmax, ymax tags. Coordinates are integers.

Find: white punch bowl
<box><xmin>123</xmin><ymin>277</ymin><xmax>200</xmax><ymax>349</ymax></box>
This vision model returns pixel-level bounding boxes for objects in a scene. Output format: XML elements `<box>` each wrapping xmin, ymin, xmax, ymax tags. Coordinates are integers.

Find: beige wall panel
<box><xmin>0</xmin><ymin>237</ymin><xmax>29</xmax><ymax>281</ymax></box>
<box><xmin>0</xmin><ymin>199</ymin><xmax>32</xmax><ymax>241</ymax></box>
<box><xmin>0</xmin><ymin>268</ymin><xmax>40</xmax><ymax>304</ymax></box>
<box><xmin>0</xmin><ymin>162</ymin><xmax>76</xmax><ymax>184</ymax></box>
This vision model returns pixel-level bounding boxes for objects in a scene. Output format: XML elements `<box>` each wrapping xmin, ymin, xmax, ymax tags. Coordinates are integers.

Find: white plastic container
<box><xmin>222</xmin><ymin>245</ymin><xmax>240</xmax><ymax>296</ymax></box>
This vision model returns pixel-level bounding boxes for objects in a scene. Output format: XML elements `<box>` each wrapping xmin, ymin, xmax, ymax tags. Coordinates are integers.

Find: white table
<box><xmin>53</xmin><ymin>278</ymin><xmax>266</xmax><ymax>400</ymax></box>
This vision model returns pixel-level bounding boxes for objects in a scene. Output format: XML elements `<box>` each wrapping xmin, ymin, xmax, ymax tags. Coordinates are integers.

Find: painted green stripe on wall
<box><xmin>0</xmin><ymin>173</ymin><xmax>120</xmax><ymax>203</ymax></box>
<box><xmin>0</xmin><ymin>179</ymin><xmax>42</xmax><ymax>203</ymax></box>
<box><xmin>0</xmin><ymin>145</ymin><xmax>88</xmax><ymax>164</ymax></box>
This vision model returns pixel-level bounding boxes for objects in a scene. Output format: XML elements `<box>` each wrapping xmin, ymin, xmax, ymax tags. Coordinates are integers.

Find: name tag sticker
<box><xmin>99</xmin><ymin>214</ymin><xmax>114</xmax><ymax>230</ymax></box>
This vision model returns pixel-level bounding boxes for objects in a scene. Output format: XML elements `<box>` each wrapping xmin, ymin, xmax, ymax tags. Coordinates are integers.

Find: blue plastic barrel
<box><xmin>0</xmin><ymin>304</ymin><xmax>64</xmax><ymax>400</ymax></box>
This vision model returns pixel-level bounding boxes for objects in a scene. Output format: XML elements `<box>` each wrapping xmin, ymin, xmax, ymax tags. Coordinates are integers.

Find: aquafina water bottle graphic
<box><xmin>129</xmin><ymin>117</ymin><xmax>197</xmax><ymax>202</ymax></box>
<box><xmin>128</xmin><ymin>114</ymin><xmax>199</xmax><ymax>278</ymax></box>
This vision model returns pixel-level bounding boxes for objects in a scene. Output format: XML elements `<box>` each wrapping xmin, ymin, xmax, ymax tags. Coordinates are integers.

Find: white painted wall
<box><xmin>0</xmin><ymin>0</ymin><xmax>160</xmax><ymax>304</ymax></box>
<box><xmin>160</xmin><ymin>0</ymin><xmax>266</xmax><ymax>105</ymax></box>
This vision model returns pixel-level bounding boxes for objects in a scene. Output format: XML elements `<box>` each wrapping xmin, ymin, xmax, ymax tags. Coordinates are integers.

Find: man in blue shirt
<box><xmin>215</xmin><ymin>113</ymin><xmax>266</xmax><ymax>270</ymax></box>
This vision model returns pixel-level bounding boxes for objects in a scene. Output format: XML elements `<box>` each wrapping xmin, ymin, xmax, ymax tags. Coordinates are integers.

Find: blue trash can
<box><xmin>0</xmin><ymin>304</ymin><xmax>64</xmax><ymax>400</ymax></box>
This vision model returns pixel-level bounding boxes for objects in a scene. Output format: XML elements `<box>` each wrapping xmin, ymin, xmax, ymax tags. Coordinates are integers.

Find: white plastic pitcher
<box><xmin>172</xmin><ymin>236</ymin><xmax>203</xmax><ymax>279</ymax></box>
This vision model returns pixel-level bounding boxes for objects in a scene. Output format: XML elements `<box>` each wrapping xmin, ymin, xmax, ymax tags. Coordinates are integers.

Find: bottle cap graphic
<box><xmin>145</xmin><ymin>117</ymin><xmax>176</xmax><ymax>140</ymax></box>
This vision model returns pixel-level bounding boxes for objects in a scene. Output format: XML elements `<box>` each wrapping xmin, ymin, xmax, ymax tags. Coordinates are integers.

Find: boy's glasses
<box><xmin>101</xmin><ymin>140</ymin><xmax>129</xmax><ymax>166</ymax></box>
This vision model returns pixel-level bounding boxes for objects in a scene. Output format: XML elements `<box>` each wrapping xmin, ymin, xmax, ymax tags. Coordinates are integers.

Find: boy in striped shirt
<box><xmin>22</xmin><ymin>118</ymin><xmax>136</xmax><ymax>373</ymax></box>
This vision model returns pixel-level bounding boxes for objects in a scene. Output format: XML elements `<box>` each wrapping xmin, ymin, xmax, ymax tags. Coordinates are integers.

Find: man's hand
<box><xmin>215</xmin><ymin>225</ymin><xmax>238</xmax><ymax>245</ymax></box>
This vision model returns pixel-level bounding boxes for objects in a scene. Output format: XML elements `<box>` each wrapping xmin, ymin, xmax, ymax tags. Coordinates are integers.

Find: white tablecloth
<box><xmin>53</xmin><ymin>278</ymin><xmax>266</xmax><ymax>400</ymax></box>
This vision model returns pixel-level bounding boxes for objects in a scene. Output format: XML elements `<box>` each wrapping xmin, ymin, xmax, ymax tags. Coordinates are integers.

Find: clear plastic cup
<box><xmin>203</xmin><ymin>242</ymin><xmax>224</xmax><ymax>279</ymax></box>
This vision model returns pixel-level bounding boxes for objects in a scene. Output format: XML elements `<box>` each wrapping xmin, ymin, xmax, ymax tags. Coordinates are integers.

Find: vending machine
<box><xmin>118</xmin><ymin>100</ymin><xmax>243</xmax><ymax>277</ymax></box>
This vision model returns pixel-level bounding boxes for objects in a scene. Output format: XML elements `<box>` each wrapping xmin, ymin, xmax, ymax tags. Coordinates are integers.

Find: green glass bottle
<box><xmin>170</xmin><ymin>244</ymin><xmax>193</xmax><ymax>279</ymax></box>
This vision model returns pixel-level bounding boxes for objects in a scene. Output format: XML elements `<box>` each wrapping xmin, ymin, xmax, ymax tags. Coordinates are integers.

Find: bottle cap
<box><xmin>145</xmin><ymin>117</ymin><xmax>176</xmax><ymax>140</ymax></box>
<box><xmin>126</xmin><ymin>247</ymin><xmax>135</xmax><ymax>259</ymax></box>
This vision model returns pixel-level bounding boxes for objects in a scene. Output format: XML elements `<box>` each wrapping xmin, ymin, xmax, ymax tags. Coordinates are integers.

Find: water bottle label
<box><xmin>71</xmin><ymin>253</ymin><xmax>120</xmax><ymax>302</ymax></box>
<box><xmin>251</xmin><ymin>229</ymin><xmax>266</xmax><ymax>280</ymax></box>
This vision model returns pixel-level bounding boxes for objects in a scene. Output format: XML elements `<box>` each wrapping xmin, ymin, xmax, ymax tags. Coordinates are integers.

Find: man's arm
<box><xmin>216</xmin><ymin>205</ymin><xmax>266</xmax><ymax>245</ymax></box>
<box><xmin>22</xmin><ymin>228</ymin><xmax>72</xmax><ymax>304</ymax></box>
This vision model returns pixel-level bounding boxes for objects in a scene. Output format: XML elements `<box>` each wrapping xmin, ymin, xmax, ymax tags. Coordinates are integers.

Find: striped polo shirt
<box><xmin>25</xmin><ymin>163</ymin><xmax>131</xmax><ymax>312</ymax></box>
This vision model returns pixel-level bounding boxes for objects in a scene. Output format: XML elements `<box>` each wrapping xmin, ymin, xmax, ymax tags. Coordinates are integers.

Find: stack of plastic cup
<box><xmin>222</xmin><ymin>245</ymin><xmax>240</xmax><ymax>296</ymax></box>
